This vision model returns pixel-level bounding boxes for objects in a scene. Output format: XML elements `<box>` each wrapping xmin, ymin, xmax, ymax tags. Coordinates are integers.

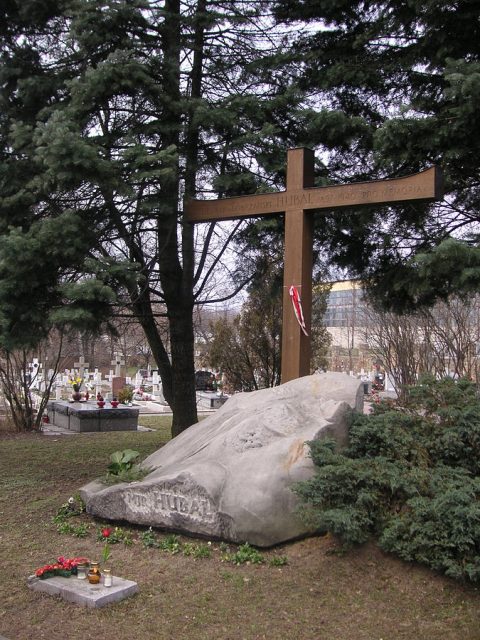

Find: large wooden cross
<box><xmin>185</xmin><ymin>148</ymin><xmax>442</xmax><ymax>383</ymax></box>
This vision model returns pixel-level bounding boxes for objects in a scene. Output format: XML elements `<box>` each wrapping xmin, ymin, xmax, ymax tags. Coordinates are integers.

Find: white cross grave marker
<box><xmin>28</xmin><ymin>358</ymin><xmax>41</xmax><ymax>389</ymax></box>
<box><xmin>111</xmin><ymin>353</ymin><xmax>125</xmax><ymax>377</ymax></box>
<box><xmin>152</xmin><ymin>371</ymin><xmax>160</xmax><ymax>396</ymax></box>
<box><xmin>73</xmin><ymin>356</ymin><xmax>89</xmax><ymax>379</ymax></box>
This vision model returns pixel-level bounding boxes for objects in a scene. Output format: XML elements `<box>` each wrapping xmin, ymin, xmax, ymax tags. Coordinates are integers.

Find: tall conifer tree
<box><xmin>273</xmin><ymin>0</ymin><xmax>480</xmax><ymax>310</ymax></box>
<box><xmin>0</xmin><ymin>0</ymin><xmax>306</xmax><ymax>434</ymax></box>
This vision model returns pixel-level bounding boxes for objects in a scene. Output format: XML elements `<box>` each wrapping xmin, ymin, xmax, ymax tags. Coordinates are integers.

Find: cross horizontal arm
<box><xmin>185</xmin><ymin>191</ymin><xmax>283</xmax><ymax>222</ymax></box>
<box><xmin>185</xmin><ymin>167</ymin><xmax>442</xmax><ymax>223</ymax></box>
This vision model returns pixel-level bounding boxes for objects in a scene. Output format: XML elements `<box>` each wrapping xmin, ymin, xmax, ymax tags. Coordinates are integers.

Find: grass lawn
<box><xmin>137</xmin><ymin>414</ymin><xmax>174</xmax><ymax>437</ymax></box>
<box><xmin>1</xmin><ymin>424</ymin><xmax>479</xmax><ymax>640</ymax></box>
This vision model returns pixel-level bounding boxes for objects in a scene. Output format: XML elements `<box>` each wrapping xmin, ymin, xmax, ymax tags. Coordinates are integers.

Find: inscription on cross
<box><xmin>186</xmin><ymin>148</ymin><xmax>443</xmax><ymax>382</ymax></box>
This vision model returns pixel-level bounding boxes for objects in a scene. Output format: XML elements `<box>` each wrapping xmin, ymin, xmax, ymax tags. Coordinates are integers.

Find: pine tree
<box><xmin>0</xmin><ymin>0</ymin><xmax>307</xmax><ymax>434</ymax></box>
<box><xmin>272</xmin><ymin>0</ymin><xmax>480</xmax><ymax>311</ymax></box>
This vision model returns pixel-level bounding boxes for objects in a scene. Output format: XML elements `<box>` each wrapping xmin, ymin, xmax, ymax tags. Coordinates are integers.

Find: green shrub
<box><xmin>380</xmin><ymin>472</ymin><xmax>480</xmax><ymax>582</ymax></box>
<box><xmin>294</xmin><ymin>375</ymin><xmax>480</xmax><ymax>583</ymax></box>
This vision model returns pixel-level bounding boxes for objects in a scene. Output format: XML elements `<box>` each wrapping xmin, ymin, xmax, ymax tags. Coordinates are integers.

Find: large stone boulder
<box><xmin>80</xmin><ymin>372</ymin><xmax>363</xmax><ymax>547</ymax></box>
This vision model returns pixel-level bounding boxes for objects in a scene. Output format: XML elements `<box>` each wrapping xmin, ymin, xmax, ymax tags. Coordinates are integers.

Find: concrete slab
<box><xmin>28</xmin><ymin>574</ymin><xmax>138</xmax><ymax>608</ymax></box>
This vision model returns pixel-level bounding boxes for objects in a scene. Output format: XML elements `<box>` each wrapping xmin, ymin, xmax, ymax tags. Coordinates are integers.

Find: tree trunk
<box><xmin>156</xmin><ymin>0</ymin><xmax>199</xmax><ymax>434</ymax></box>
<box><xmin>169</xmin><ymin>307</ymin><xmax>197</xmax><ymax>437</ymax></box>
<box><xmin>135</xmin><ymin>302</ymin><xmax>173</xmax><ymax>408</ymax></box>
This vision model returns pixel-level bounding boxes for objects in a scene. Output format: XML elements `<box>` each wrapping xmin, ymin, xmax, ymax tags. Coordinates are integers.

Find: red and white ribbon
<box><xmin>289</xmin><ymin>285</ymin><xmax>308</xmax><ymax>336</ymax></box>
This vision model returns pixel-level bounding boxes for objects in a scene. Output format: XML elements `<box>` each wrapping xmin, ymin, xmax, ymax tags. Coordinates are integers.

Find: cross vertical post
<box><xmin>282</xmin><ymin>148</ymin><xmax>315</xmax><ymax>383</ymax></box>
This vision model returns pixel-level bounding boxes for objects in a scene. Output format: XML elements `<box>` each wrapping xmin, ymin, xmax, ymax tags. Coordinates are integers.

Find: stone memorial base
<box><xmin>112</xmin><ymin>376</ymin><xmax>127</xmax><ymax>398</ymax></box>
<box><xmin>47</xmin><ymin>401</ymin><xmax>139</xmax><ymax>432</ymax></box>
<box><xmin>28</xmin><ymin>575</ymin><xmax>138</xmax><ymax>608</ymax></box>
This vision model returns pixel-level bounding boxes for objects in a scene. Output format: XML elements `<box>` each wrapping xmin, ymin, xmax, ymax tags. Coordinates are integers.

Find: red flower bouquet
<box><xmin>35</xmin><ymin>556</ymin><xmax>89</xmax><ymax>579</ymax></box>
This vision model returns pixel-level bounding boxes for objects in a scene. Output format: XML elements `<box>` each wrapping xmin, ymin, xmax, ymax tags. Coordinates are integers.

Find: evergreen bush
<box><xmin>118</xmin><ymin>386</ymin><xmax>134</xmax><ymax>404</ymax></box>
<box><xmin>295</xmin><ymin>375</ymin><xmax>480</xmax><ymax>582</ymax></box>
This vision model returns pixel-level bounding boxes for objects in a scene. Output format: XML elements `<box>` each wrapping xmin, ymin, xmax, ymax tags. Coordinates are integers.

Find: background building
<box><xmin>323</xmin><ymin>280</ymin><xmax>373</xmax><ymax>375</ymax></box>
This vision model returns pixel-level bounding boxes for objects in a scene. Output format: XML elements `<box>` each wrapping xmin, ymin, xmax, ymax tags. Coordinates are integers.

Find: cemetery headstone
<box><xmin>28</xmin><ymin>573</ymin><xmax>138</xmax><ymax>608</ymax></box>
<box><xmin>111</xmin><ymin>353</ymin><xmax>125</xmax><ymax>377</ymax></box>
<box><xmin>111</xmin><ymin>353</ymin><xmax>126</xmax><ymax>399</ymax></box>
<box><xmin>73</xmin><ymin>356</ymin><xmax>89</xmax><ymax>380</ymax></box>
<box><xmin>28</xmin><ymin>358</ymin><xmax>41</xmax><ymax>389</ymax></box>
<box><xmin>93</xmin><ymin>370</ymin><xmax>102</xmax><ymax>397</ymax></box>
<box><xmin>135</xmin><ymin>371</ymin><xmax>143</xmax><ymax>388</ymax></box>
<box><xmin>112</xmin><ymin>377</ymin><xmax>127</xmax><ymax>399</ymax></box>
<box><xmin>151</xmin><ymin>370</ymin><xmax>164</xmax><ymax>402</ymax></box>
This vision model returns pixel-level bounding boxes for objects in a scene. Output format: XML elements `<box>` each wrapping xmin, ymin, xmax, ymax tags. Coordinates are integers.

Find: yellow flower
<box><xmin>69</xmin><ymin>376</ymin><xmax>83</xmax><ymax>392</ymax></box>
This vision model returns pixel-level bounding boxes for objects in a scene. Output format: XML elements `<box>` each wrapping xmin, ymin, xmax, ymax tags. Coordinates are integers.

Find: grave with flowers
<box><xmin>27</xmin><ymin>495</ymin><xmax>138</xmax><ymax>608</ymax></box>
<box><xmin>42</xmin><ymin>362</ymin><xmax>169</xmax><ymax>431</ymax></box>
<box><xmin>46</xmin><ymin>371</ymin><xmax>140</xmax><ymax>432</ymax></box>
<box><xmin>28</xmin><ymin>562</ymin><xmax>138</xmax><ymax>608</ymax></box>
<box><xmin>28</xmin><ymin>549</ymin><xmax>138</xmax><ymax>608</ymax></box>
<box><xmin>46</xmin><ymin>400</ymin><xmax>140</xmax><ymax>432</ymax></box>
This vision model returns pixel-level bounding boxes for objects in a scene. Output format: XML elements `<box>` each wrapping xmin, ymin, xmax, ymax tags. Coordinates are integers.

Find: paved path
<box><xmin>136</xmin><ymin>400</ymin><xmax>173</xmax><ymax>415</ymax></box>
